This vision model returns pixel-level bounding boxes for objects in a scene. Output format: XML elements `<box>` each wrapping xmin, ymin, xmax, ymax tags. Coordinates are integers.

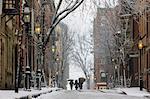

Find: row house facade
<box><xmin>93</xmin><ymin>8</ymin><xmax>116</xmax><ymax>86</ymax></box>
<box><xmin>0</xmin><ymin>0</ymin><xmax>55</xmax><ymax>89</ymax></box>
<box><xmin>58</xmin><ymin>23</ymin><xmax>69</xmax><ymax>89</ymax></box>
<box><xmin>119</xmin><ymin>0</ymin><xmax>150</xmax><ymax>91</ymax></box>
<box><xmin>0</xmin><ymin>0</ymin><xmax>20</xmax><ymax>89</ymax></box>
<box><xmin>131</xmin><ymin>0</ymin><xmax>150</xmax><ymax>92</ymax></box>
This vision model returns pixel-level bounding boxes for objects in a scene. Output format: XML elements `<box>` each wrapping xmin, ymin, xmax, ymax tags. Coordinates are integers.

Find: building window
<box><xmin>2</xmin><ymin>0</ymin><xmax>19</xmax><ymax>15</ymax></box>
<box><xmin>4</xmin><ymin>0</ymin><xmax>15</xmax><ymax>9</ymax></box>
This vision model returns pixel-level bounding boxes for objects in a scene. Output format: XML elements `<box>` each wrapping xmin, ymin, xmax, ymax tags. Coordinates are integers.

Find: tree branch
<box><xmin>43</xmin><ymin>0</ymin><xmax>84</xmax><ymax>47</ymax></box>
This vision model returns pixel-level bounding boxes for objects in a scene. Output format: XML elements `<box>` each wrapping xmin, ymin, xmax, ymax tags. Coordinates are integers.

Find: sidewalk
<box><xmin>100</xmin><ymin>87</ymin><xmax>150</xmax><ymax>97</ymax></box>
<box><xmin>116</xmin><ymin>87</ymin><xmax>150</xmax><ymax>97</ymax></box>
<box><xmin>0</xmin><ymin>87</ymin><xmax>61</xmax><ymax>99</ymax></box>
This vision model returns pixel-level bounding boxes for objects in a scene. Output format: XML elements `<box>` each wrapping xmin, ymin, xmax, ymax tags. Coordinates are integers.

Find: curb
<box><xmin>15</xmin><ymin>89</ymin><xmax>61</xmax><ymax>99</ymax></box>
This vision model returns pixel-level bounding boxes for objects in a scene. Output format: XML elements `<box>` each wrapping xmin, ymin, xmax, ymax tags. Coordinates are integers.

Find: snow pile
<box><xmin>116</xmin><ymin>87</ymin><xmax>150</xmax><ymax>97</ymax></box>
<box><xmin>0</xmin><ymin>87</ymin><xmax>60</xmax><ymax>99</ymax></box>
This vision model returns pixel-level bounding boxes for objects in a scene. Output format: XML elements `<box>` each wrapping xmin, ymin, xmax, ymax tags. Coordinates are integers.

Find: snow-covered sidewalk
<box><xmin>101</xmin><ymin>87</ymin><xmax>150</xmax><ymax>97</ymax></box>
<box><xmin>0</xmin><ymin>87</ymin><xmax>61</xmax><ymax>99</ymax></box>
<box><xmin>116</xmin><ymin>87</ymin><xmax>150</xmax><ymax>97</ymax></box>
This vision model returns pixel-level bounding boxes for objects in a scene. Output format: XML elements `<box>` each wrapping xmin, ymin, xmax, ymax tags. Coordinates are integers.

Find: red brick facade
<box><xmin>131</xmin><ymin>0</ymin><xmax>150</xmax><ymax>92</ymax></box>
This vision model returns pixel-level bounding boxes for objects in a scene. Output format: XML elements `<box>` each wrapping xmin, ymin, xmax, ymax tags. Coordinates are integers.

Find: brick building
<box><xmin>0</xmin><ymin>0</ymin><xmax>20</xmax><ymax>89</ymax></box>
<box><xmin>120</xmin><ymin>0</ymin><xmax>150</xmax><ymax>91</ymax></box>
<box><xmin>93</xmin><ymin>8</ymin><xmax>116</xmax><ymax>86</ymax></box>
<box><xmin>131</xmin><ymin>0</ymin><xmax>150</xmax><ymax>91</ymax></box>
<box><xmin>0</xmin><ymin>0</ymin><xmax>55</xmax><ymax>89</ymax></box>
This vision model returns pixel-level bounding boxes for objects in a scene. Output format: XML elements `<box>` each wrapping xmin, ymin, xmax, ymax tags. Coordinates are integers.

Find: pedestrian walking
<box><xmin>69</xmin><ymin>80</ymin><xmax>74</xmax><ymax>90</ymax></box>
<box><xmin>78</xmin><ymin>77</ymin><xmax>85</xmax><ymax>90</ymax></box>
<box><xmin>74</xmin><ymin>80</ymin><xmax>79</xmax><ymax>90</ymax></box>
<box><xmin>79</xmin><ymin>82</ymin><xmax>83</xmax><ymax>89</ymax></box>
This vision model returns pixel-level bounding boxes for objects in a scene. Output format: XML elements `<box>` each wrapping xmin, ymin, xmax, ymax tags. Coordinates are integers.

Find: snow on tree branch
<box><xmin>43</xmin><ymin>0</ymin><xmax>84</xmax><ymax>47</ymax></box>
<box><xmin>71</xmin><ymin>34</ymin><xmax>92</xmax><ymax>79</ymax></box>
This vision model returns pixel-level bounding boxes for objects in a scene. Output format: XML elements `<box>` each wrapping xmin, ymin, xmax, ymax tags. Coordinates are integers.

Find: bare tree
<box><xmin>71</xmin><ymin>34</ymin><xmax>93</xmax><ymax>89</ymax></box>
<box><xmin>92</xmin><ymin>0</ymin><xmax>129</xmax><ymax>88</ymax></box>
<box><xmin>43</xmin><ymin>0</ymin><xmax>85</xmax><ymax>47</ymax></box>
<box><xmin>59</xmin><ymin>29</ymin><xmax>74</xmax><ymax>88</ymax></box>
<box><xmin>97</xmin><ymin>0</ymin><xmax>135</xmax><ymax>87</ymax></box>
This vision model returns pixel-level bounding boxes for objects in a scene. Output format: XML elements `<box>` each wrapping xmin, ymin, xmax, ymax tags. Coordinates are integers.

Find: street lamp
<box><xmin>56</xmin><ymin>71</ymin><xmax>59</xmax><ymax>87</ymax></box>
<box><xmin>23</xmin><ymin>3</ymin><xmax>30</xmax><ymax>23</ymax></box>
<box><xmin>23</xmin><ymin>2</ymin><xmax>31</xmax><ymax>90</ymax></box>
<box><xmin>35</xmin><ymin>23</ymin><xmax>41</xmax><ymax>34</ymax></box>
<box><xmin>35</xmin><ymin>22</ymin><xmax>42</xmax><ymax>90</ymax></box>
<box><xmin>138</xmin><ymin>40</ymin><xmax>143</xmax><ymax>91</ymax></box>
<box><xmin>25</xmin><ymin>65</ymin><xmax>31</xmax><ymax>90</ymax></box>
<box><xmin>138</xmin><ymin>40</ymin><xmax>143</xmax><ymax>50</ymax></box>
<box><xmin>52</xmin><ymin>45</ymin><xmax>56</xmax><ymax>53</ymax></box>
<box><xmin>36</xmin><ymin>69</ymin><xmax>41</xmax><ymax>90</ymax></box>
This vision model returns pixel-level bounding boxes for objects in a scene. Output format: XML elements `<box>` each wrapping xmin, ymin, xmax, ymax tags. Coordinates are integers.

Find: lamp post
<box><xmin>112</xmin><ymin>58</ymin><xmax>116</xmax><ymax>86</ymax></box>
<box><xmin>138</xmin><ymin>40</ymin><xmax>143</xmax><ymax>91</ymax></box>
<box><xmin>35</xmin><ymin>23</ymin><xmax>41</xmax><ymax>34</ymax></box>
<box><xmin>51</xmin><ymin>45</ymin><xmax>56</xmax><ymax>87</ymax></box>
<box><xmin>56</xmin><ymin>71</ymin><xmax>59</xmax><ymax>87</ymax></box>
<box><xmin>56</xmin><ymin>57</ymin><xmax>60</xmax><ymax>87</ymax></box>
<box><xmin>35</xmin><ymin>22</ymin><xmax>42</xmax><ymax>90</ymax></box>
<box><xmin>23</xmin><ymin>2</ymin><xmax>31</xmax><ymax>90</ymax></box>
<box><xmin>52</xmin><ymin>45</ymin><xmax>55</xmax><ymax>53</ymax></box>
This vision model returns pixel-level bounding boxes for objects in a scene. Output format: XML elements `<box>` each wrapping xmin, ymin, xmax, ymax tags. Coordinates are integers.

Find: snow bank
<box><xmin>0</xmin><ymin>87</ymin><xmax>60</xmax><ymax>99</ymax></box>
<box><xmin>116</xmin><ymin>87</ymin><xmax>150</xmax><ymax>97</ymax></box>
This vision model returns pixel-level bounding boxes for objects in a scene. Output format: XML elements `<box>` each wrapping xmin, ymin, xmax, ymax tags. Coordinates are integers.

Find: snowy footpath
<box><xmin>0</xmin><ymin>87</ymin><xmax>61</xmax><ymax>99</ymax></box>
<box><xmin>0</xmin><ymin>87</ymin><xmax>150</xmax><ymax>99</ymax></box>
<box><xmin>115</xmin><ymin>87</ymin><xmax>150</xmax><ymax>97</ymax></box>
<box><xmin>34</xmin><ymin>88</ymin><xmax>150</xmax><ymax>99</ymax></box>
<box><xmin>101</xmin><ymin>87</ymin><xmax>150</xmax><ymax>97</ymax></box>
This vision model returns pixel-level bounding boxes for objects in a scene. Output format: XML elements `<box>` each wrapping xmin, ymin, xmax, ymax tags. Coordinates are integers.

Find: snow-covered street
<box><xmin>35</xmin><ymin>90</ymin><xmax>148</xmax><ymax>99</ymax></box>
<box><xmin>1</xmin><ymin>0</ymin><xmax>150</xmax><ymax>99</ymax></box>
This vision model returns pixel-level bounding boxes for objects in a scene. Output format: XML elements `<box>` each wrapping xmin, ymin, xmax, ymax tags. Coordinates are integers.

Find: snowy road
<box><xmin>36</xmin><ymin>90</ymin><xmax>147</xmax><ymax>99</ymax></box>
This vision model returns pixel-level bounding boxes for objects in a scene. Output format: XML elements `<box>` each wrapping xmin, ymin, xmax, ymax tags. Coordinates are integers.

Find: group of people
<box><xmin>69</xmin><ymin>78</ymin><xmax>85</xmax><ymax>90</ymax></box>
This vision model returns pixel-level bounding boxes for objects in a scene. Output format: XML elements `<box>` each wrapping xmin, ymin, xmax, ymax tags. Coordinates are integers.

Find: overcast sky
<box><xmin>60</xmin><ymin>0</ymin><xmax>96</xmax><ymax>80</ymax></box>
<box><xmin>62</xmin><ymin>0</ymin><xmax>96</xmax><ymax>35</ymax></box>
<box><xmin>58</xmin><ymin>0</ymin><xmax>118</xmax><ymax>80</ymax></box>
<box><xmin>61</xmin><ymin>0</ymin><xmax>117</xmax><ymax>34</ymax></box>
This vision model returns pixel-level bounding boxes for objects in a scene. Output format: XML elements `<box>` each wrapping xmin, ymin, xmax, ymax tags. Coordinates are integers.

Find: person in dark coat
<box><xmin>69</xmin><ymin>80</ymin><xmax>74</xmax><ymax>90</ymax></box>
<box><xmin>78</xmin><ymin>77</ymin><xmax>85</xmax><ymax>89</ymax></box>
<box><xmin>79</xmin><ymin>82</ymin><xmax>83</xmax><ymax>89</ymax></box>
<box><xmin>74</xmin><ymin>80</ymin><xmax>79</xmax><ymax>90</ymax></box>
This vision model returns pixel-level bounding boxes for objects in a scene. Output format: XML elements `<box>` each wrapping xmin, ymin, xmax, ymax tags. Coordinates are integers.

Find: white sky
<box><xmin>62</xmin><ymin>0</ymin><xmax>96</xmax><ymax>34</ymax></box>
<box><xmin>57</xmin><ymin>0</ymin><xmax>118</xmax><ymax>79</ymax></box>
<box><xmin>59</xmin><ymin>0</ymin><xmax>96</xmax><ymax>79</ymax></box>
<box><xmin>61</xmin><ymin>0</ymin><xmax>118</xmax><ymax>34</ymax></box>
